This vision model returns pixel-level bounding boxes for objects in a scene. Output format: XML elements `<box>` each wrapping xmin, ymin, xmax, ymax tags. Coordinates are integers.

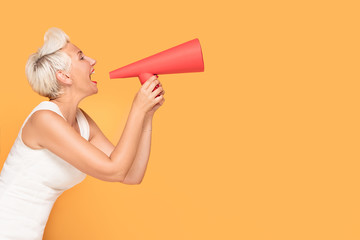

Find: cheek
<box><xmin>70</xmin><ymin>64</ymin><xmax>87</xmax><ymax>79</ymax></box>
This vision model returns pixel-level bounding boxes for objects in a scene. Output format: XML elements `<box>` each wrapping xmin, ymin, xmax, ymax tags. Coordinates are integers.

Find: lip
<box><xmin>91</xmin><ymin>81</ymin><xmax>97</xmax><ymax>84</ymax></box>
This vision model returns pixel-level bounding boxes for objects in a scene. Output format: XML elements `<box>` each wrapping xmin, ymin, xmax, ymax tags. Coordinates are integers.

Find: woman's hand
<box><xmin>146</xmin><ymin>81</ymin><xmax>165</xmax><ymax>117</ymax></box>
<box><xmin>132</xmin><ymin>75</ymin><xmax>165</xmax><ymax>115</ymax></box>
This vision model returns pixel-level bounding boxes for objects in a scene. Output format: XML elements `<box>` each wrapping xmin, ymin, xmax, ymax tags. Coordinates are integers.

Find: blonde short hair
<box><xmin>25</xmin><ymin>27</ymin><xmax>71</xmax><ymax>99</ymax></box>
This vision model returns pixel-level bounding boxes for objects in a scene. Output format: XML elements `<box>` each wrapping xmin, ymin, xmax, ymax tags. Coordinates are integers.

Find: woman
<box><xmin>0</xmin><ymin>27</ymin><xmax>165</xmax><ymax>239</ymax></box>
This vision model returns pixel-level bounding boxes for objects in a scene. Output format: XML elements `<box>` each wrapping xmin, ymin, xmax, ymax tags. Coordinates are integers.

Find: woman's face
<box><xmin>61</xmin><ymin>42</ymin><xmax>97</xmax><ymax>96</ymax></box>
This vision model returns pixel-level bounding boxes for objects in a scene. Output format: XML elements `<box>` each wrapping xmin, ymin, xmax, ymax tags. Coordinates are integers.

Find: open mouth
<box><xmin>90</xmin><ymin>69</ymin><xmax>97</xmax><ymax>84</ymax></box>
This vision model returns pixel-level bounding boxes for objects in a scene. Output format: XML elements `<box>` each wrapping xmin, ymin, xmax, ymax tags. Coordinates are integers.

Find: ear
<box><xmin>56</xmin><ymin>71</ymin><xmax>72</xmax><ymax>85</ymax></box>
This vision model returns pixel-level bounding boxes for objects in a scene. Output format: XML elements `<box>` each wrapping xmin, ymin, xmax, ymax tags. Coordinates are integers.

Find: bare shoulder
<box><xmin>30</xmin><ymin>110</ymin><xmax>66</xmax><ymax>128</ymax></box>
<box><xmin>22</xmin><ymin>109</ymin><xmax>119</xmax><ymax>182</ymax></box>
<box><xmin>22</xmin><ymin>110</ymin><xmax>66</xmax><ymax>149</ymax></box>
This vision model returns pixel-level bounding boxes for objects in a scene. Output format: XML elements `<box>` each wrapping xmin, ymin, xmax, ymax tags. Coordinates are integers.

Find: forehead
<box><xmin>62</xmin><ymin>42</ymin><xmax>81</xmax><ymax>57</ymax></box>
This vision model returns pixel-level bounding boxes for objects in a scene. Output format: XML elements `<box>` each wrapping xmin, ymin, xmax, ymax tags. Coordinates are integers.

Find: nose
<box><xmin>90</xmin><ymin>57</ymin><xmax>96</xmax><ymax>66</ymax></box>
<box><xmin>86</xmin><ymin>56</ymin><xmax>96</xmax><ymax>66</ymax></box>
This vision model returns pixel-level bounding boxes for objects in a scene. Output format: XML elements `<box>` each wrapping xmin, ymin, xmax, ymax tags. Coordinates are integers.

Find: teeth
<box><xmin>90</xmin><ymin>70</ymin><xmax>95</xmax><ymax>78</ymax></box>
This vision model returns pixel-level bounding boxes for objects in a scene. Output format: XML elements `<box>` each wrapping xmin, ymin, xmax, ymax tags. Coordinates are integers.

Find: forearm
<box><xmin>123</xmin><ymin>115</ymin><xmax>153</xmax><ymax>184</ymax></box>
<box><xmin>110</xmin><ymin>107</ymin><xmax>146</xmax><ymax>181</ymax></box>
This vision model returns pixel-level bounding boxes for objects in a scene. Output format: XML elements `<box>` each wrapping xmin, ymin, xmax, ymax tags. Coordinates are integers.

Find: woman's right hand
<box><xmin>132</xmin><ymin>75</ymin><xmax>164</xmax><ymax>114</ymax></box>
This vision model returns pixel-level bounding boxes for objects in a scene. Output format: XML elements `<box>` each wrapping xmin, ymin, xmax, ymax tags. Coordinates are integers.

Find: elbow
<box><xmin>113</xmin><ymin>165</ymin><xmax>131</xmax><ymax>183</ymax></box>
<box><xmin>114</xmin><ymin>166</ymin><xmax>143</xmax><ymax>185</ymax></box>
<box><xmin>119</xmin><ymin>176</ymin><xmax>143</xmax><ymax>185</ymax></box>
<box><xmin>112</xmin><ymin>161</ymin><xmax>143</xmax><ymax>184</ymax></box>
<box><xmin>125</xmin><ymin>181</ymin><xmax>142</xmax><ymax>185</ymax></box>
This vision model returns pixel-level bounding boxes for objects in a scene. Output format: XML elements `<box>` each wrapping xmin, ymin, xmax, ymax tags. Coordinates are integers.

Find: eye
<box><xmin>80</xmin><ymin>56</ymin><xmax>84</xmax><ymax>60</ymax></box>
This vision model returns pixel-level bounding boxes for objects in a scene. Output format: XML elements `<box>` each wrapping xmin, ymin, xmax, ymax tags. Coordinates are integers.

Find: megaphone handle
<box><xmin>139</xmin><ymin>73</ymin><xmax>161</xmax><ymax>97</ymax></box>
<box><xmin>139</xmin><ymin>73</ymin><xmax>154</xmax><ymax>85</ymax></box>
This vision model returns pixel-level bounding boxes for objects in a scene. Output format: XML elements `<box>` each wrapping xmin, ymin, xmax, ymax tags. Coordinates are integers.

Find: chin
<box><xmin>91</xmin><ymin>88</ymin><xmax>98</xmax><ymax>95</ymax></box>
<box><xmin>91</xmin><ymin>84</ymin><xmax>98</xmax><ymax>94</ymax></box>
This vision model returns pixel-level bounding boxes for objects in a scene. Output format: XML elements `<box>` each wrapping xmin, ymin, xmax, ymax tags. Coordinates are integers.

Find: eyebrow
<box><xmin>77</xmin><ymin>51</ymin><xmax>83</xmax><ymax>56</ymax></box>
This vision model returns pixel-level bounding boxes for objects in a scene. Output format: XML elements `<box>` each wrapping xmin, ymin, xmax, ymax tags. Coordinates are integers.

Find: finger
<box><xmin>147</xmin><ymin>79</ymin><xmax>160</xmax><ymax>93</ymax></box>
<box><xmin>154</xmin><ymin>95</ymin><xmax>164</xmax><ymax>104</ymax></box>
<box><xmin>143</xmin><ymin>76</ymin><xmax>157</xmax><ymax>90</ymax></box>
<box><xmin>151</xmin><ymin>86</ymin><xmax>163</xmax><ymax>98</ymax></box>
<box><xmin>158</xmin><ymin>89</ymin><xmax>165</xmax><ymax>96</ymax></box>
<box><xmin>153</xmin><ymin>90</ymin><xmax>164</xmax><ymax>99</ymax></box>
<box><xmin>142</xmin><ymin>75</ymin><xmax>158</xmax><ymax>90</ymax></box>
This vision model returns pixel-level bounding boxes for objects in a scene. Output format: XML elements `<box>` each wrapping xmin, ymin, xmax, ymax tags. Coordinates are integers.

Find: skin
<box><xmin>21</xmin><ymin>42</ymin><xmax>165</xmax><ymax>184</ymax></box>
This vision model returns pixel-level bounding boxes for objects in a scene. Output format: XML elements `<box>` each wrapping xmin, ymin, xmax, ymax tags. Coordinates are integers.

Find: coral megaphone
<box><xmin>109</xmin><ymin>39</ymin><xmax>205</xmax><ymax>84</ymax></box>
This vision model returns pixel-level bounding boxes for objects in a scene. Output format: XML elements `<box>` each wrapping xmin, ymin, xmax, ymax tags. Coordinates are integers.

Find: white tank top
<box><xmin>0</xmin><ymin>101</ymin><xmax>89</xmax><ymax>240</ymax></box>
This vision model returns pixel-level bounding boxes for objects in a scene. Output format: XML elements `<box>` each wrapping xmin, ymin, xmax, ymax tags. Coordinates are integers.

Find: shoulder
<box><xmin>26</xmin><ymin>109</ymin><xmax>70</xmax><ymax>136</ymax></box>
<box><xmin>28</xmin><ymin>109</ymin><xmax>66</xmax><ymax>128</ymax></box>
<box><xmin>22</xmin><ymin>110</ymin><xmax>68</xmax><ymax>149</ymax></box>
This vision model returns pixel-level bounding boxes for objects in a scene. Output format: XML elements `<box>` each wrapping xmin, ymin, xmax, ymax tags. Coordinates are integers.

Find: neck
<box><xmin>49</xmin><ymin>94</ymin><xmax>82</xmax><ymax>127</ymax></box>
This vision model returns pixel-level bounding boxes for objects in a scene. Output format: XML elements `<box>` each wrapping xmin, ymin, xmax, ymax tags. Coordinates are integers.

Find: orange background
<box><xmin>1</xmin><ymin>0</ymin><xmax>360</xmax><ymax>239</ymax></box>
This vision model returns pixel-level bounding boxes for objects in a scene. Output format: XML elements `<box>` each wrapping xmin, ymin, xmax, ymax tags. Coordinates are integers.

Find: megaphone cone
<box><xmin>109</xmin><ymin>39</ymin><xmax>204</xmax><ymax>84</ymax></box>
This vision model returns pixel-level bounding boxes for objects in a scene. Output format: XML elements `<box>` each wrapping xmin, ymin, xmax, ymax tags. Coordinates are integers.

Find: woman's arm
<box><xmin>82</xmin><ymin>85</ymin><xmax>164</xmax><ymax>184</ymax></box>
<box><xmin>22</xmin><ymin>77</ymin><xmax>163</xmax><ymax>183</ymax></box>
<box><xmin>122</xmin><ymin>83</ymin><xmax>165</xmax><ymax>184</ymax></box>
<box><xmin>122</xmin><ymin>116</ymin><xmax>153</xmax><ymax>184</ymax></box>
<box><xmin>82</xmin><ymin>112</ymin><xmax>152</xmax><ymax>185</ymax></box>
